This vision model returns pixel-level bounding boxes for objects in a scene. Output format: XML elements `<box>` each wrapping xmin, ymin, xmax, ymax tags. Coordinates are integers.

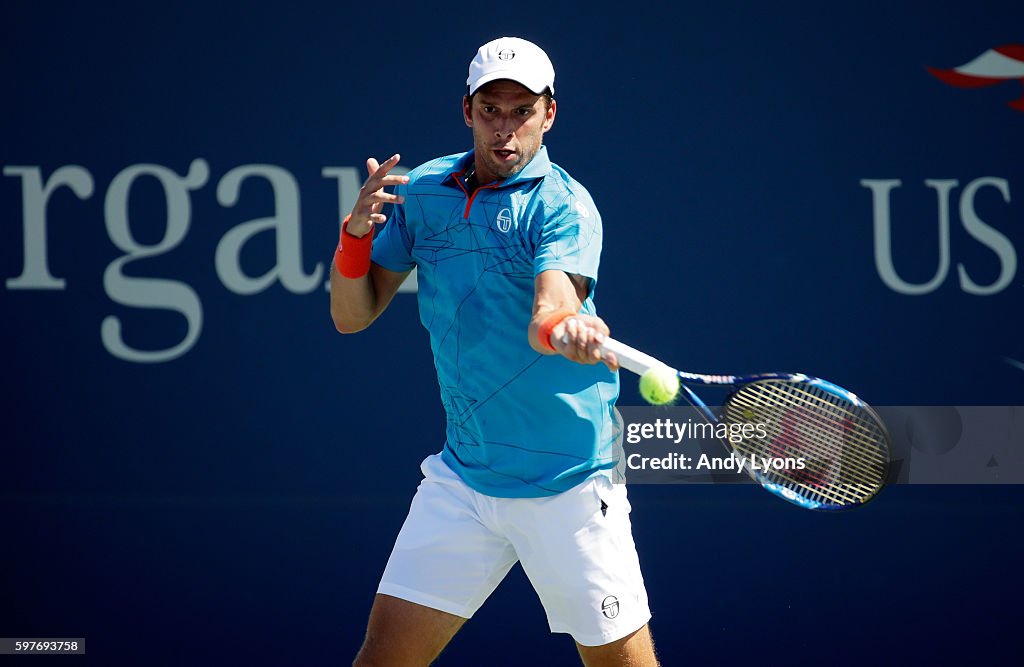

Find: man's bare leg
<box><xmin>353</xmin><ymin>594</ymin><xmax>467</xmax><ymax>667</ymax></box>
<box><xmin>576</xmin><ymin>624</ymin><xmax>659</xmax><ymax>667</ymax></box>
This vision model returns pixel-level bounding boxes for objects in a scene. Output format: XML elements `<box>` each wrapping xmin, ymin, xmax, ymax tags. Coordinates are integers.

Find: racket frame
<box><xmin>601</xmin><ymin>337</ymin><xmax>890</xmax><ymax>510</ymax></box>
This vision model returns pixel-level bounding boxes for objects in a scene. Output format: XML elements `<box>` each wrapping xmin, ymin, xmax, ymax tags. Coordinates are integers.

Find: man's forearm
<box><xmin>330</xmin><ymin>263</ymin><xmax>377</xmax><ymax>334</ymax></box>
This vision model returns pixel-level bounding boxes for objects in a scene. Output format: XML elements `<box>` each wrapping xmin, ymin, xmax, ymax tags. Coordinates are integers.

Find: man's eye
<box><xmin>517</xmin><ymin>108</ymin><xmax>531</xmax><ymax>116</ymax></box>
<box><xmin>483</xmin><ymin>106</ymin><xmax>496</xmax><ymax>113</ymax></box>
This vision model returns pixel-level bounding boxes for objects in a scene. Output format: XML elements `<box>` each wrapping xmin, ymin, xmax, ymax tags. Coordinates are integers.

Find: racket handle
<box><xmin>600</xmin><ymin>337</ymin><xmax>676</xmax><ymax>377</ymax></box>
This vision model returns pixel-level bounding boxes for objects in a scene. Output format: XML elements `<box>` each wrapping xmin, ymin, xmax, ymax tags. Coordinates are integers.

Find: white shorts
<box><xmin>377</xmin><ymin>453</ymin><xmax>651</xmax><ymax>647</ymax></box>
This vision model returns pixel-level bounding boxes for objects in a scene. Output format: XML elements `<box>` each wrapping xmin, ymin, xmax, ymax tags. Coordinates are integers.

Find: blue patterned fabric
<box><xmin>372</xmin><ymin>146</ymin><xmax>620</xmax><ymax>497</ymax></box>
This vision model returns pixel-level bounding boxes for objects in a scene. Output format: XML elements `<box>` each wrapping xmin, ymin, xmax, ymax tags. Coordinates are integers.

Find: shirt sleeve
<box><xmin>370</xmin><ymin>194</ymin><xmax>415</xmax><ymax>272</ymax></box>
<box><xmin>532</xmin><ymin>191</ymin><xmax>603</xmax><ymax>297</ymax></box>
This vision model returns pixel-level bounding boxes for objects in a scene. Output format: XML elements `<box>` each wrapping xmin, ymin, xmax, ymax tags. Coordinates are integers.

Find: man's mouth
<box><xmin>493</xmin><ymin>149</ymin><xmax>516</xmax><ymax>160</ymax></box>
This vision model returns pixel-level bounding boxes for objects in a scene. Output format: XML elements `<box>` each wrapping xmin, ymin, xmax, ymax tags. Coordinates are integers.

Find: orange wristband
<box><xmin>334</xmin><ymin>214</ymin><xmax>374</xmax><ymax>279</ymax></box>
<box><xmin>537</xmin><ymin>309</ymin><xmax>576</xmax><ymax>353</ymax></box>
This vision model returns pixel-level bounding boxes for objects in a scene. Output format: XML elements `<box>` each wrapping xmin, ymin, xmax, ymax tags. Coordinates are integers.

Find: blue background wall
<box><xmin>3</xmin><ymin>1</ymin><xmax>1022</xmax><ymax>664</ymax></box>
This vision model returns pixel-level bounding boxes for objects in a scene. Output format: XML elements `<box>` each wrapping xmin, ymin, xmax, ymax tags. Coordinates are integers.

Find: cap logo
<box><xmin>498</xmin><ymin>48</ymin><xmax>515</xmax><ymax>61</ymax></box>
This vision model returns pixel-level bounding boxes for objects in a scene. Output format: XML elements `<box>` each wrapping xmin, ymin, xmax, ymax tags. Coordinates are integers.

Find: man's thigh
<box><xmin>505</xmin><ymin>475</ymin><xmax>652</xmax><ymax>648</ymax></box>
<box><xmin>376</xmin><ymin>454</ymin><xmax>518</xmax><ymax>617</ymax></box>
<box><xmin>354</xmin><ymin>594</ymin><xmax>467</xmax><ymax>667</ymax></box>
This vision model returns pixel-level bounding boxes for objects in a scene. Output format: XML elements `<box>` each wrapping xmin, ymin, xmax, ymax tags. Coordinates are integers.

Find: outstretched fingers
<box><xmin>348</xmin><ymin>153</ymin><xmax>410</xmax><ymax>234</ymax></box>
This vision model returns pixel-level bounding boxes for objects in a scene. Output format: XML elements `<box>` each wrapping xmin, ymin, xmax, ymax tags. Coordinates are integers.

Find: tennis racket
<box><xmin>601</xmin><ymin>337</ymin><xmax>891</xmax><ymax>511</ymax></box>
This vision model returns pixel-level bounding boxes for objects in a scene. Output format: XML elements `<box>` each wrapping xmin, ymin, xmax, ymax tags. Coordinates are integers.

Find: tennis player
<box><xmin>331</xmin><ymin>36</ymin><xmax>658</xmax><ymax>667</ymax></box>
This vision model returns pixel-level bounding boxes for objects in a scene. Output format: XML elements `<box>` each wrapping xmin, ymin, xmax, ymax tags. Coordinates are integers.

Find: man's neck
<box><xmin>464</xmin><ymin>162</ymin><xmax>479</xmax><ymax>191</ymax></box>
<box><xmin>466</xmin><ymin>156</ymin><xmax>502</xmax><ymax>191</ymax></box>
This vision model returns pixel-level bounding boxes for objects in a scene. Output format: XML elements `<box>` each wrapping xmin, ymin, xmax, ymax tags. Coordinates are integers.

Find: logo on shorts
<box><xmin>496</xmin><ymin>207</ymin><xmax>512</xmax><ymax>233</ymax></box>
<box><xmin>601</xmin><ymin>595</ymin><xmax>620</xmax><ymax>619</ymax></box>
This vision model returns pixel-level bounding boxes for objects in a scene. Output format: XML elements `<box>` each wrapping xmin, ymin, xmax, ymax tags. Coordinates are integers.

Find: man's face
<box><xmin>463</xmin><ymin>80</ymin><xmax>556</xmax><ymax>184</ymax></box>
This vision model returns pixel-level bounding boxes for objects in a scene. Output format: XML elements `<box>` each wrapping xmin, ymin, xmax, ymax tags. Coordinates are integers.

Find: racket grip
<box><xmin>600</xmin><ymin>338</ymin><xmax>676</xmax><ymax>377</ymax></box>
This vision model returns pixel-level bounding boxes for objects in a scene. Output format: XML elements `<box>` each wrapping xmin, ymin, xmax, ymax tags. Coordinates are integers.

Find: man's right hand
<box><xmin>347</xmin><ymin>153</ymin><xmax>410</xmax><ymax>238</ymax></box>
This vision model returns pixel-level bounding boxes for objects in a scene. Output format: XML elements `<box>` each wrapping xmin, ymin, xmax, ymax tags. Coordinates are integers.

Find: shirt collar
<box><xmin>444</xmin><ymin>145</ymin><xmax>551</xmax><ymax>189</ymax></box>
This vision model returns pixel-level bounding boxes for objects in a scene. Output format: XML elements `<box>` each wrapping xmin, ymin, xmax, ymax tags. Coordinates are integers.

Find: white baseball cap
<box><xmin>467</xmin><ymin>37</ymin><xmax>555</xmax><ymax>96</ymax></box>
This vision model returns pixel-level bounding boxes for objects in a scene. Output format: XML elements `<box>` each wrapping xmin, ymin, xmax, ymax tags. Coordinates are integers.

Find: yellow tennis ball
<box><xmin>639</xmin><ymin>366</ymin><xmax>680</xmax><ymax>405</ymax></box>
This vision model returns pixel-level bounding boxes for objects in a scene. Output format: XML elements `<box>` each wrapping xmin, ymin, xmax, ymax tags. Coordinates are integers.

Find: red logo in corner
<box><xmin>927</xmin><ymin>44</ymin><xmax>1024</xmax><ymax>112</ymax></box>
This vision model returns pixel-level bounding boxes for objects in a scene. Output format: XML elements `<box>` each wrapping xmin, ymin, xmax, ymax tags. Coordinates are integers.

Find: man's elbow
<box><xmin>331</xmin><ymin>309</ymin><xmax>371</xmax><ymax>334</ymax></box>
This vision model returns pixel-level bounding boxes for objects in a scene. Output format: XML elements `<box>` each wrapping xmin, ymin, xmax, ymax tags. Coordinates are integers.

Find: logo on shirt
<box><xmin>496</xmin><ymin>207</ymin><xmax>513</xmax><ymax>233</ymax></box>
<box><xmin>601</xmin><ymin>595</ymin><xmax>620</xmax><ymax>619</ymax></box>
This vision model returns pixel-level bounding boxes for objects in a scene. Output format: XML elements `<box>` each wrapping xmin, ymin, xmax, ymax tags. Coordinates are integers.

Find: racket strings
<box><xmin>734</xmin><ymin>382</ymin><xmax>887</xmax><ymax>477</ymax></box>
<box><xmin>746</xmin><ymin>398</ymin><xmax>886</xmax><ymax>502</ymax></box>
<box><xmin>744</xmin><ymin>402</ymin><xmax>884</xmax><ymax>506</ymax></box>
<box><xmin>723</xmin><ymin>380</ymin><xmax>889</xmax><ymax>508</ymax></box>
<box><xmin>751</xmin><ymin>386</ymin><xmax>883</xmax><ymax>480</ymax></box>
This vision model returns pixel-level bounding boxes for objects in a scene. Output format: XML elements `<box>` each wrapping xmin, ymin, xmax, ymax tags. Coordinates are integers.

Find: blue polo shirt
<box><xmin>371</xmin><ymin>146</ymin><xmax>620</xmax><ymax>498</ymax></box>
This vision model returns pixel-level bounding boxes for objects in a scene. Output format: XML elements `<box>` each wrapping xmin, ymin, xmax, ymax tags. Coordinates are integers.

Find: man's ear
<box><xmin>543</xmin><ymin>99</ymin><xmax>557</xmax><ymax>133</ymax></box>
<box><xmin>463</xmin><ymin>95</ymin><xmax>473</xmax><ymax>127</ymax></box>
